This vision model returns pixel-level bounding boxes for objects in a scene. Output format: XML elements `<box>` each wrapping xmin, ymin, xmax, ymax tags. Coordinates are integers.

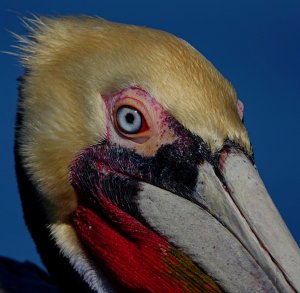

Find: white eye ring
<box><xmin>116</xmin><ymin>106</ymin><xmax>142</xmax><ymax>134</ymax></box>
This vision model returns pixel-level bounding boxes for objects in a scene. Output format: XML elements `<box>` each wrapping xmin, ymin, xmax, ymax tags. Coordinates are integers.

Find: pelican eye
<box><xmin>116</xmin><ymin>106</ymin><xmax>142</xmax><ymax>134</ymax></box>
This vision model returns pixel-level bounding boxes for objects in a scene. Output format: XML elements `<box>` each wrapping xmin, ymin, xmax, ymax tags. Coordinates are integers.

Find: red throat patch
<box><xmin>72</xmin><ymin>195</ymin><xmax>222</xmax><ymax>292</ymax></box>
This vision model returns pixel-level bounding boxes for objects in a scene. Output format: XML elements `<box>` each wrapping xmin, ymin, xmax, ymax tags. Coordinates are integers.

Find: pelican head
<box><xmin>15</xmin><ymin>16</ymin><xmax>300</xmax><ymax>292</ymax></box>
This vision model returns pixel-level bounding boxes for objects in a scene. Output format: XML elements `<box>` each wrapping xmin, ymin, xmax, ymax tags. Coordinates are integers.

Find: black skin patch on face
<box><xmin>70</xmin><ymin>124</ymin><xmax>216</xmax><ymax>222</ymax></box>
<box><xmin>71</xmin><ymin>145</ymin><xmax>144</xmax><ymax>225</ymax></box>
<box><xmin>149</xmin><ymin>136</ymin><xmax>208</xmax><ymax>198</ymax></box>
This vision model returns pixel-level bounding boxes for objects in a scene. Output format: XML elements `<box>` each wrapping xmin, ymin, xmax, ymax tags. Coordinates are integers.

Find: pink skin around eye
<box><xmin>102</xmin><ymin>87</ymin><xmax>177</xmax><ymax>157</ymax></box>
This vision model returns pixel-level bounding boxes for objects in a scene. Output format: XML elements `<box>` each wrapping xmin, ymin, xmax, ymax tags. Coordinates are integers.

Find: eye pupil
<box><xmin>126</xmin><ymin>113</ymin><xmax>135</xmax><ymax>124</ymax></box>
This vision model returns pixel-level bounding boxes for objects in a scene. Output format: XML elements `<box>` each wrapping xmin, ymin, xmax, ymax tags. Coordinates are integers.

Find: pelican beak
<box><xmin>214</xmin><ymin>149</ymin><xmax>300</xmax><ymax>291</ymax></box>
<box><xmin>137</xmin><ymin>147</ymin><xmax>300</xmax><ymax>292</ymax></box>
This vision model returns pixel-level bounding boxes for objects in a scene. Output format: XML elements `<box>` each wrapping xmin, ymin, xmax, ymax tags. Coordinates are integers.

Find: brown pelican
<box><xmin>14</xmin><ymin>16</ymin><xmax>300</xmax><ymax>292</ymax></box>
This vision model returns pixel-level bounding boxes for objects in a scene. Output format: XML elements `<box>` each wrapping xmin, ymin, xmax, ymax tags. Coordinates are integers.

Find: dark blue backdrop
<box><xmin>1</xmin><ymin>0</ymin><xmax>299</xmax><ymax>268</ymax></box>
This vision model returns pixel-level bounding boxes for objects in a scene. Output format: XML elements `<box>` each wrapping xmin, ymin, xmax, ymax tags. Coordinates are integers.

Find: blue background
<box><xmin>0</xmin><ymin>1</ymin><xmax>299</xmax><ymax>268</ymax></box>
